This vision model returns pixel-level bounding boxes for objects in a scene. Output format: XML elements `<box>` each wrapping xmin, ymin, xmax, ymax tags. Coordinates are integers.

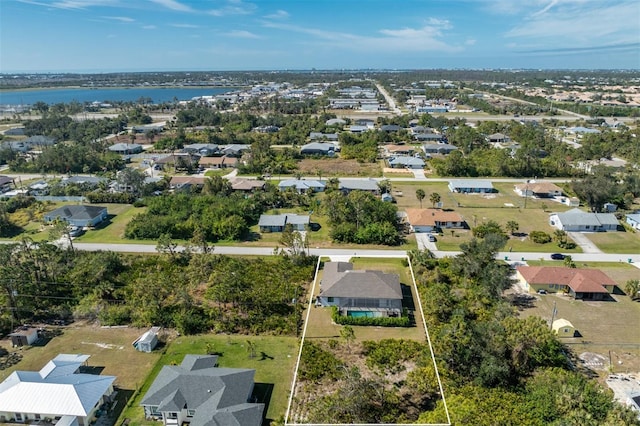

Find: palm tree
<box><xmin>553</xmin><ymin>230</ymin><xmax>567</xmax><ymax>245</ymax></box>
<box><xmin>416</xmin><ymin>189</ymin><xmax>426</xmax><ymax>208</ymax></box>
<box><xmin>625</xmin><ymin>279</ymin><xmax>639</xmax><ymax>300</ymax></box>
<box><xmin>429</xmin><ymin>192</ymin><xmax>441</xmax><ymax>208</ymax></box>
<box><xmin>506</xmin><ymin>220</ymin><xmax>519</xmax><ymax>235</ymax></box>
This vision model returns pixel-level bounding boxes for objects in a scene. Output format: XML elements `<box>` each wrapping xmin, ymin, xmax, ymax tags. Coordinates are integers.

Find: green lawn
<box><xmin>73</xmin><ymin>204</ymin><xmax>153</xmax><ymax>244</ymax></box>
<box><xmin>583</xmin><ymin>231</ymin><xmax>640</xmax><ymax>254</ymax></box>
<box><xmin>118</xmin><ymin>334</ymin><xmax>299</xmax><ymax>426</ymax></box>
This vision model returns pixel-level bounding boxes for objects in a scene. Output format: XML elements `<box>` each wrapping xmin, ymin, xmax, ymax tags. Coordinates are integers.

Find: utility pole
<box><xmin>550</xmin><ymin>301</ymin><xmax>557</xmax><ymax>330</ymax></box>
<box><xmin>524</xmin><ymin>179</ymin><xmax>530</xmax><ymax>209</ymax></box>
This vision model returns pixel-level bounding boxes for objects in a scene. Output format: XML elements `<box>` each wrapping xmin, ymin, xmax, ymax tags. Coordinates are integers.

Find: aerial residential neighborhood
<box><xmin>1</xmin><ymin>0</ymin><xmax>640</xmax><ymax>422</ymax></box>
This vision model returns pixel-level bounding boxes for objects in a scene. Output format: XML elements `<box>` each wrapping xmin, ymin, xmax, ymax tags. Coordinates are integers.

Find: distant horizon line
<box><xmin>2</xmin><ymin>67</ymin><xmax>640</xmax><ymax>75</ymax></box>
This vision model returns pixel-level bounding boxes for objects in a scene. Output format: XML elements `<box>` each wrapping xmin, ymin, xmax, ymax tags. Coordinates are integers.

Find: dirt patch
<box><xmin>297</xmin><ymin>158</ymin><xmax>381</xmax><ymax>177</ymax></box>
<box><xmin>579</xmin><ymin>352</ymin><xmax>608</xmax><ymax>370</ymax></box>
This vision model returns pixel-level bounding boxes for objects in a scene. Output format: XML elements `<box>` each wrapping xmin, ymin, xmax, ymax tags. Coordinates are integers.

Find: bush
<box><xmin>530</xmin><ymin>231</ymin><xmax>552</xmax><ymax>244</ymax></box>
<box><xmin>331</xmin><ymin>306</ymin><xmax>410</xmax><ymax>327</ymax></box>
<box><xmin>86</xmin><ymin>191</ymin><xmax>136</xmax><ymax>204</ymax></box>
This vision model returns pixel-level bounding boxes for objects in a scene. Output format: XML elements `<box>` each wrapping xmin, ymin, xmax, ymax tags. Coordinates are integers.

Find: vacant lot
<box><xmin>119</xmin><ymin>334</ymin><xmax>299</xmax><ymax>426</ymax></box>
<box><xmin>76</xmin><ymin>204</ymin><xmax>148</xmax><ymax>244</ymax></box>
<box><xmin>297</xmin><ymin>158</ymin><xmax>382</xmax><ymax>177</ymax></box>
<box><xmin>584</xmin><ymin>231</ymin><xmax>640</xmax><ymax>255</ymax></box>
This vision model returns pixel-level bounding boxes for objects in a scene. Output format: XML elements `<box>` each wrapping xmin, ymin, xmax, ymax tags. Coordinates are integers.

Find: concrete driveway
<box><xmin>411</xmin><ymin>169</ymin><xmax>427</xmax><ymax>180</ymax></box>
<box><xmin>568</xmin><ymin>232</ymin><xmax>603</xmax><ymax>254</ymax></box>
<box><xmin>415</xmin><ymin>233</ymin><xmax>437</xmax><ymax>252</ymax></box>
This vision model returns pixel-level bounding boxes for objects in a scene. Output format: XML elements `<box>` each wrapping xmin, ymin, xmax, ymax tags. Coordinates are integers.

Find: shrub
<box><xmin>530</xmin><ymin>231</ymin><xmax>552</xmax><ymax>244</ymax></box>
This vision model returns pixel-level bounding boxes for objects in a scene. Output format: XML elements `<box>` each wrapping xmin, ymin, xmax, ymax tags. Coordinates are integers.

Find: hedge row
<box><xmin>331</xmin><ymin>306</ymin><xmax>410</xmax><ymax>327</ymax></box>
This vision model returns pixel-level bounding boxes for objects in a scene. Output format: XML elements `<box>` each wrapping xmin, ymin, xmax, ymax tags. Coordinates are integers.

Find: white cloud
<box><xmin>103</xmin><ymin>16</ymin><xmax>135</xmax><ymax>22</ymax></box>
<box><xmin>262</xmin><ymin>20</ymin><xmax>463</xmax><ymax>53</ymax></box>
<box><xmin>208</xmin><ymin>0</ymin><xmax>256</xmax><ymax>17</ymax></box>
<box><xmin>465</xmin><ymin>39</ymin><xmax>477</xmax><ymax>46</ymax></box>
<box><xmin>17</xmin><ymin>0</ymin><xmax>119</xmax><ymax>9</ymax></box>
<box><xmin>149</xmin><ymin>0</ymin><xmax>192</xmax><ymax>12</ymax></box>
<box><xmin>171</xmin><ymin>23</ymin><xmax>199</xmax><ymax>28</ymax></box>
<box><xmin>264</xmin><ymin>10</ymin><xmax>289</xmax><ymax>19</ymax></box>
<box><xmin>226</xmin><ymin>30</ymin><xmax>260</xmax><ymax>39</ymax></box>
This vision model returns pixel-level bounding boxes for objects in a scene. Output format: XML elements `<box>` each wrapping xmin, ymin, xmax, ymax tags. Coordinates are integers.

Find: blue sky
<box><xmin>1</xmin><ymin>0</ymin><xmax>639</xmax><ymax>72</ymax></box>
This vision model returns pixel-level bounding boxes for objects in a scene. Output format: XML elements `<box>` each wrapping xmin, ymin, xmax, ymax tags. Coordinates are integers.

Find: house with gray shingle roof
<box><xmin>626</xmin><ymin>213</ymin><xmax>640</xmax><ymax>231</ymax></box>
<box><xmin>278</xmin><ymin>179</ymin><xmax>325</xmax><ymax>193</ymax></box>
<box><xmin>388</xmin><ymin>156</ymin><xmax>425</xmax><ymax>169</ymax></box>
<box><xmin>338</xmin><ymin>178</ymin><xmax>380</xmax><ymax>194</ymax></box>
<box><xmin>43</xmin><ymin>205</ymin><xmax>108</xmax><ymax>227</ymax></box>
<box><xmin>258</xmin><ymin>214</ymin><xmax>309</xmax><ymax>232</ymax></box>
<box><xmin>140</xmin><ymin>354</ymin><xmax>263</xmax><ymax>426</ymax></box>
<box><xmin>108</xmin><ymin>143</ymin><xmax>143</xmax><ymax>155</ymax></box>
<box><xmin>317</xmin><ymin>262</ymin><xmax>403</xmax><ymax>317</ymax></box>
<box><xmin>549</xmin><ymin>208</ymin><xmax>619</xmax><ymax>232</ymax></box>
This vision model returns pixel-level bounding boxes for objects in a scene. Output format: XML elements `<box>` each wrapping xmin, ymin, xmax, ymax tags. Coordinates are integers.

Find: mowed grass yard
<box><xmin>75</xmin><ymin>204</ymin><xmax>152</xmax><ymax>244</ymax></box>
<box><xmin>297</xmin><ymin>158</ymin><xmax>382</xmax><ymax>177</ymax></box>
<box><xmin>584</xmin><ymin>231</ymin><xmax>640</xmax><ymax>255</ymax></box>
<box><xmin>390</xmin><ymin>181</ymin><xmax>582</xmax><ymax>253</ymax></box>
<box><xmin>119</xmin><ymin>334</ymin><xmax>299</xmax><ymax>426</ymax></box>
<box><xmin>304</xmin><ymin>257</ymin><xmax>426</xmax><ymax>342</ymax></box>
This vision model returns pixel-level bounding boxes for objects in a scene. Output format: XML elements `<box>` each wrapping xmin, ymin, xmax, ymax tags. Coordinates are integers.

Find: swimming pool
<box><xmin>347</xmin><ymin>311</ymin><xmax>382</xmax><ymax>318</ymax></box>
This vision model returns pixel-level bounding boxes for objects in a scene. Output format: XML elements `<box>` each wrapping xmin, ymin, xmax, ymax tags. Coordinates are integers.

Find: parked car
<box><xmin>428</xmin><ymin>235</ymin><xmax>437</xmax><ymax>242</ymax></box>
<box><xmin>550</xmin><ymin>253</ymin><xmax>566</xmax><ymax>260</ymax></box>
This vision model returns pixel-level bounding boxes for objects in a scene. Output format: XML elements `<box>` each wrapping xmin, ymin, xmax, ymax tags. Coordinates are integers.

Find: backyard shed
<box><xmin>552</xmin><ymin>319</ymin><xmax>576</xmax><ymax>338</ymax></box>
<box><xmin>133</xmin><ymin>327</ymin><xmax>160</xmax><ymax>353</ymax></box>
<box><xmin>8</xmin><ymin>326</ymin><xmax>39</xmax><ymax>347</ymax></box>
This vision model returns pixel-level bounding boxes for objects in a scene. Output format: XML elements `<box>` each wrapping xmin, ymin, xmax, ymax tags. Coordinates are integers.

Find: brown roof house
<box><xmin>516</xmin><ymin>266</ymin><xmax>618</xmax><ymax>300</ymax></box>
<box><xmin>404</xmin><ymin>208</ymin><xmax>466</xmax><ymax>233</ymax></box>
<box><xmin>317</xmin><ymin>262</ymin><xmax>403</xmax><ymax>317</ymax></box>
<box><xmin>514</xmin><ymin>181</ymin><xmax>563</xmax><ymax>198</ymax></box>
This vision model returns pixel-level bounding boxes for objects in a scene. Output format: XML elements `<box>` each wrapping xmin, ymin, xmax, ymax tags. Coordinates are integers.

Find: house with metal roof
<box><xmin>44</xmin><ymin>205</ymin><xmax>108</xmax><ymax>228</ymax></box>
<box><xmin>549</xmin><ymin>208</ymin><xmax>619</xmax><ymax>232</ymax></box>
<box><xmin>108</xmin><ymin>143</ymin><xmax>143</xmax><ymax>155</ymax></box>
<box><xmin>258</xmin><ymin>214</ymin><xmax>309</xmax><ymax>232</ymax></box>
<box><xmin>388</xmin><ymin>156</ymin><xmax>425</xmax><ymax>169</ymax></box>
<box><xmin>309</xmin><ymin>132</ymin><xmax>339</xmax><ymax>141</ymax></box>
<box><xmin>278</xmin><ymin>179</ymin><xmax>325</xmax><ymax>193</ymax></box>
<box><xmin>0</xmin><ymin>176</ymin><xmax>15</xmax><ymax>193</ymax></box>
<box><xmin>0</xmin><ymin>354</ymin><xmax>115</xmax><ymax>425</ymax></box>
<box><xmin>626</xmin><ymin>213</ymin><xmax>640</xmax><ymax>231</ymax></box>
<box><xmin>140</xmin><ymin>354</ymin><xmax>263</xmax><ymax>426</ymax></box>
<box><xmin>317</xmin><ymin>262</ymin><xmax>403</xmax><ymax>317</ymax></box>
<box><xmin>422</xmin><ymin>143</ymin><xmax>457</xmax><ymax>155</ymax></box>
<box><xmin>338</xmin><ymin>178</ymin><xmax>380</xmax><ymax>194</ymax></box>
<box><xmin>448</xmin><ymin>180</ymin><xmax>495</xmax><ymax>194</ymax></box>
<box><xmin>300</xmin><ymin>142</ymin><xmax>337</xmax><ymax>156</ymax></box>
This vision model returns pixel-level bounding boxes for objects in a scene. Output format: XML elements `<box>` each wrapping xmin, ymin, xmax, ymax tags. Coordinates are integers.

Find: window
<box><xmin>167</xmin><ymin>412</ymin><xmax>178</xmax><ymax>419</ymax></box>
<box><xmin>35</xmin><ymin>415</ymin><xmax>41</xmax><ymax>421</ymax></box>
<box><xmin>14</xmin><ymin>414</ymin><xmax>22</xmax><ymax>421</ymax></box>
<box><xmin>327</xmin><ymin>297</ymin><xmax>334</xmax><ymax>303</ymax></box>
<box><xmin>187</xmin><ymin>410</ymin><xmax>196</xmax><ymax>417</ymax></box>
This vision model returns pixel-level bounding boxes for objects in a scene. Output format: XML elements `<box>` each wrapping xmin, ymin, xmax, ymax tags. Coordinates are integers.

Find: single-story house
<box><xmin>0</xmin><ymin>354</ymin><xmax>116</xmax><ymax>425</ymax></box>
<box><xmin>258</xmin><ymin>214</ymin><xmax>309</xmax><ymax>232</ymax></box>
<box><xmin>515</xmin><ymin>266</ymin><xmax>618</xmax><ymax>300</ymax></box>
<box><xmin>108</xmin><ymin>143</ymin><xmax>143</xmax><ymax>155</ymax></box>
<box><xmin>300</xmin><ymin>142</ymin><xmax>337</xmax><ymax>156</ymax></box>
<box><xmin>379</xmin><ymin>124</ymin><xmax>402</xmax><ymax>132</ymax></box>
<box><xmin>404</xmin><ymin>208</ymin><xmax>466</xmax><ymax>233</ymax></box>
<box><xmin>133</xmin><ymin>327</ymin><xmax>160</xmax><ymax>353</ymax></box>
<box><xmin>140</xmin><ymin>354</ymin><xmax>263</xmax><ymax>426</ymax></box>
<box><xmin>317</xmin><ymin>262</ymin><xmax>403</xmax><ymax>317</ymax></box>
<box><xmin>383</xmin><ymin>144</ymin><xmax>415</xmax><ymax>157</ymax></box>
<box><xmin>422</xmin><ymin>143</ymin><xmax>457</xmax><ymax>155</ymax></box>
<box><xmin>8</xmin><ymin>326</ymin><xmax>39</xmax><ymax>347</ymax></box>
<box><xmin>23</xmin><ymin>135</ymin><xmax>56</xmax><ymax>147</ymax></box>
<box><xmin>169</xmin><ymin>176</ymin><xmax>207</xmax><ymax>190</ymax></box>
<box><xmin>228</xmin><ymin>178</ymin><xmax>266</xmax><ymax>192</ymax></box>
<box><xmin>349</xmin><ymin>125</ymin><xmax>369</xmax><ymax>133</ymax></box>
<box><xmin>339</xmin><ymin>178</ymin><xmax>380</xmax><ymax>194</ymax></box>
<box><xmin>44</xmin><ymin>205</ymin><xmax>108</xmax><ymax>228</ymax></box>
<box><xmin>309</xmin><ymin>132</ymin><xmax>339</xmax><ymax>141</ymax></box>
<box><xmin>448</xmin><ymin>180</ymin><xmax>495</xmax><ymax>194</ymax></box>
<box><xmin>552</xmin><ymin>319</ymin><xmax>576</xmax><ymax>338</ymax></box>
<box><xmin>197</xmin><ymin>155</ymin><xmax>238</xmax><ymax>169</ymax></box>
<box><xmin>220</xmin><ymin>144</ymin><xmax>250</xmax><ymax>157</ymax></box>
<box><xmin>388</xmin><ymin>156</ymin><xmax>425</xmax><ymax>169</ymax></box>
<box><xmin>254</xmin><ymin>125</ymin><xmax>279</xmax><ymax>133</ymax></box>
<box><xmin>60</xmin><ymin>175</ymin><xmax>107</xmax><ymax>187</ymax></box>
<box><xmin>2</xmin><ymin>127</ymin><xmax>25</xmax><ymax>136</ymax></box>
<box><xmin>131</xmin><ymin>123</ymin><xmax>164</xmax><ymax>133</ymax></box>
<box><xmin>278</xmin><ymin>179</ymin><xmax>325</xmax><ymax>193</ymax></box>
<box><xmin>626</xmin><ymin>213</ymin><xmax>640</xmax><ymax>230</ymax></box>
<box><xmin>154</xmin><ymin>154</ymin><xmax>198</xmax><ymax>170</ymax></box>
<box><xmin>565</xmin><ymin>126</ymin><xmax>601</xmax><ymax>135</ymax></box>
<box><xmin>183</xmin><ymin>143</ymin><xmax>219</xmax><ymax>156</ymax></box>
<box><xmin>0</xmin><ymin>176</ymin><xmax>15</xmax><ymax>193</ymax></box>
<box><xmin>414</xmin><ymin>133</ymin><xmax>445</xmax><ymax>142</ymax></box>
<box><xmin>487</xmin><ymin>133</ymin><xmax>510</xmax><ymax>143</ymax></box>
<box><xmin>549</xmin><ymin>208</ymin><xmax>619</xmax><ymax>232</ymax></box>
<box><xmin>514</xmin><ymin>181</ymin><xmax>563</xmax><ymax>198</ymax></box>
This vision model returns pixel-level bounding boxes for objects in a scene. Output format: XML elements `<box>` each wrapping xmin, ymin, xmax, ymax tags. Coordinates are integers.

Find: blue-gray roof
<box><xmin>44</xmin><ymin>205</ymin><xmax>107</xmax><ymax>221</ymax></box>
<box><xmin>388</xmin><ymin>156</ymin><xmax>425</xmax><ymax>167</ymax></box>
<box><xmin>279</xmin><ymin>179</ymin><xmax>325</xmax><ymax>191</ymax></box>
<box><xmin>449</xmin><ymin>179</ymin><xmax>494</xmax><ymax>189</ymax></box>
<box><xmin>258</xmin><ymin>214</ymin><xmax>309</xmax><ymax>227</ymax></box>
<box><xmin>554</xmin><ymin>208</ymin><xmax>618</xmax><ymax>227</ymax></box>
<box><xmin>339</xmin><ymin>178</ymin><xmax>379</xmax><ymax>192</ymax></box>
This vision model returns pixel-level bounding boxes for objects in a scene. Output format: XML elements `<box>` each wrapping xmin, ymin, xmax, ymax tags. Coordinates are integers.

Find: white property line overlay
<box><xmin>284</xmin><ymin>254</ymin><xmax>452</xmax><ymax>426</ymax></box>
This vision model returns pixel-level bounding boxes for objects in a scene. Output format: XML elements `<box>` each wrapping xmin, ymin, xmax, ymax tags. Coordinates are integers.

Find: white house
<box><xmin>0</xmin><ymin>354</ymin><xmax>115</xmax><ymax>425</ymax></box>
<box><xmin>448</xmin><ymin>180</ymin><xmax>495</xmax><ymax>194</ymax></box>
<box><xmin>549</xmin><ymin>208</ymin><xmax>619</xmax><ymax>232</ymax></box>
<box><xmin>625</xmin><ymin>214</ymin><xmax>640</xmax><ymax>230</ymax></box>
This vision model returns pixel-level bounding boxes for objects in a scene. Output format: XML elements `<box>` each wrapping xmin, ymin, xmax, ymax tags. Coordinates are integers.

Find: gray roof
<box><xmin>140</xmin><ymin>355</ymin><xmax>263</xmax><ymax>426</ymax></box>
<box><xmin>422</xmin><ymin>143</ymin><xmax>457</xmax><ymax>152</ymax></box>
<box><xmin>45</xmin><ymin>205</ymin><xmax>107</xmax><ymax>221</ymax></box>
<box><xmin>258</xmin><ymin>214</ymin><xmax>309</xmax><ymax>227</ymax></box>
<box><xmin>300</xmin><ymin>142</ymin><xmax>336</xmax><ymax>153</ymax></box>
<box><xmin>449</xmin><ymin>179</ymin><xmax>494</xmax><ymax>189</ymax></box>
<box><xmin>339</xmin><ymin>178</ymin><xmax>379</xmax><ymax>192</ymax></box>
<box><xmin>554</xmin><ymin>208</ymin><xmax>618</xmax><ymax>227</ymax></box>
<box><xmin>388</xmin><ymin>156</ymin><xmax>425</xmax><ymax>167</ymax></box>
<box><xmin>62</xmin><ymin>175</ymin><xmax>107</xmax><ymax>185</ymax></box>
<box><xmin>627</xmin><ymin>213</ymin><xmax>640</xmax><ymax>223</ymax></box>
<box><xmin>108</xmin><ymin>143</ymin><xmax>142</xmax><ymax>152</ymax></box>
<box><xmin>24</xmin><ymin>135</ymin><xmax>56</xmax><ymax>145</ymax></box>
<box><xmin>320</xmin><ymin>262</ymin><xmax>402</xmax><ymax>300</ymax></box>
<box><xmin>279</xmin><ymin>179</ymin><xmax>325</xmax><ymax>191</ymax></box>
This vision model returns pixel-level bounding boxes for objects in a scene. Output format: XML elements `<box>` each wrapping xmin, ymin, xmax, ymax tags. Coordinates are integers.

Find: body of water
<box><xmin>0</xmin><ymin>87</ymin><xmax>234</xmax><ymax>106</ymax></box>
